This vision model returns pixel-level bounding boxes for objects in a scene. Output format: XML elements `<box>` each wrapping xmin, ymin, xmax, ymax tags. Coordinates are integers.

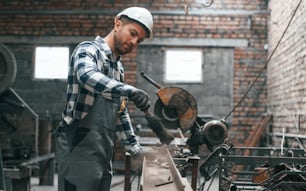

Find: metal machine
<box><xmin>124</xmin><ymin>146</ymin><xmax>200</xmax><ymax>191</ymax></box>
<box><xmin>0</xmin><ymin>44</ymin><xmax>39</xmax><ymax>191</ymax></box>
<box><xmin>141</xmin><ymin>72</ymin><xmax>228</xmax><ymax>154</ymax></box>
<box><xmin>199</xmin><ymin>141</ymin><xmax>306</xmax><ymax>191</ymax></box>
<box><xmin>140</xmin><ymin>146</ymin><xmax>194</xmax><ymax>191</ymax></box>
<box><xmin>122</xmin><ymin>73</ymin><xmax>229</xmax><ymax>191</ymax></box>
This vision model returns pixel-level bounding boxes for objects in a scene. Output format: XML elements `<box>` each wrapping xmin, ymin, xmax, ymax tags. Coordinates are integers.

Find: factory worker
<box><xmin>54</xmin><ymin>7</ymin><xmax>153</xmax><ymax>191</ymax></box>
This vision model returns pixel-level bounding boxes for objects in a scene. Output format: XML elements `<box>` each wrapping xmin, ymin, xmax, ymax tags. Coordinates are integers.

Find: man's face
<box><xmin>113</xmin><ymin>18</ymin><xmax>147</xmax><ymax>55</ymax></box>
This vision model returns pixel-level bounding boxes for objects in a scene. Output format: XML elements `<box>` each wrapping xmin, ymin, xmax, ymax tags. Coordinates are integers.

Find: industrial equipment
<box><xmin>141</xmin><ymin>72</ymin><xmax>228</xmax><ymax>154</ymax></box>
<box><xmin>0</xmin><ymin>44</ymin><xmax>39</xmax><ymax>191</ymax></box>
<box><xmin>124</xmin><ymin>146</ymin><xmax>200</xmax><ymax>191</ymax></box>
<box><xmin>199</xmin><ymin>141</ymin><xmax>306</xmax><ymax>191</ymax></box>
<box><xmin>121</xmin><ymin>73</ymin><xmax>229</xmax><ymax>190</ymax></box>
<box><xmin>140</xmin><ymin>146</ymin><xmax>193</xmax><ymax>191</ymax></box>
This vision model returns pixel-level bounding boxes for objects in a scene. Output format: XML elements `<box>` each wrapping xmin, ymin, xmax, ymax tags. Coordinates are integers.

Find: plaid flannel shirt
<box><xmin>61</xmin><ymin>36</ymin><xmax>141</xmax><ymax>154</ymax></box>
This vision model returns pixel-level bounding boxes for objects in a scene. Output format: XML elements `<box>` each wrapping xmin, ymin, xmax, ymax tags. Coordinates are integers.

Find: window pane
<box><xmin>34</xmin><ymin>47</ymin><xmax>69</xmax><ymax>79</ymax></box>
<box><xmin>165</xmin><ymin>49</ymin><xmax>202</xmax><ymax>83</ymax></box>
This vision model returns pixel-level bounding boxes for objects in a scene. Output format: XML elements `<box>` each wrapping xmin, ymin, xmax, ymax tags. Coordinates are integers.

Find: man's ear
<box><xmin>114</xmin><ymin>17</ymin><xmax>121</xmax><ymax>29</ymax></box>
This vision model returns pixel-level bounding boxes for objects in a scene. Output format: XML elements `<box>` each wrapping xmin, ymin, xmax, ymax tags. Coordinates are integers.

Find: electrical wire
<box><xmin>224</xmin><ymin>0</ymin><xmax>304</xmax><ymax>120</ymax></box>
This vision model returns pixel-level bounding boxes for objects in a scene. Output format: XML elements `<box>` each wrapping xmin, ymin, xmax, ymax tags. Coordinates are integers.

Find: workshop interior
<box><xmin>0</xmin><ymin>0</ymin><xmax>306</xmax><ymax>191</ymax></box>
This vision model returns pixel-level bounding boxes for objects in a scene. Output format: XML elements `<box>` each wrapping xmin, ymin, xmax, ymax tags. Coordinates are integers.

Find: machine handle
<box><xmin>140</xmin><ymin>72</ymin><xmax>163</xmax><ymax>89</ymax></box>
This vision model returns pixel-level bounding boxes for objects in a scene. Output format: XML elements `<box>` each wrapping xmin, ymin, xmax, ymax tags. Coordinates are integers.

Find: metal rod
<box><xmin>124</xmin><ymin>153</ymin><xmax>131</xmax><ymax>191</ymax></box>
<box><xmin>140</xmin><ymin>72</ymin><xmax>163</xmax><ymax>89</ymax></box>
<box><xmin>189</xmin><ymin>156</ymin><xmax>200</xmax><ymax>191</ymax></box>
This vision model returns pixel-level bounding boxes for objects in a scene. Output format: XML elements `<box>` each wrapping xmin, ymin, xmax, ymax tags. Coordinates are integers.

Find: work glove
<box><xmin>129</xmin><ymin>89</ymin><xmax>151</xmax><ymax>111</ymax></box>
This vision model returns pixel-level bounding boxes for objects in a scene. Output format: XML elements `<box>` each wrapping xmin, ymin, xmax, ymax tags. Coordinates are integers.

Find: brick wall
<box><xmin>0</xmin><ymin>0</ymin><xmax>269</xmax><ymax>146</ymax></box>
<box><xmin>267</xmin><ymin>0</ymin><xmax>306</xmax><ymax>144</ymax></box>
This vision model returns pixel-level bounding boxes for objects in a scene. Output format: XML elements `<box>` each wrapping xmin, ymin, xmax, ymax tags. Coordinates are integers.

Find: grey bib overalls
<box><xmin>56</xmin><ymin>95</ymin><xmax>118</xmax><ymax>191</ymax></box>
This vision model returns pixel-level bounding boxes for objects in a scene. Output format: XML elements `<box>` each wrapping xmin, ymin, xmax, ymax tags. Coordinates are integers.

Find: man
<box><xmin>54</xmin><ymin>7</ymin><xmax>153</xmax><ymax>191</ymax></box>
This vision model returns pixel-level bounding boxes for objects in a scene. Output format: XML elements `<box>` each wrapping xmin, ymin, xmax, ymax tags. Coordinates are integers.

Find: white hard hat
<box><xmin>116</xmin><ymin>7</ymin><xmax>153</xmax><ymax>38</ymax></box>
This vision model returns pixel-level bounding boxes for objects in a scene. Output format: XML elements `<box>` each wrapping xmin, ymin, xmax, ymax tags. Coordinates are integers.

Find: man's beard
<box><xmin>115</xmin><ymin>44</ymin><xmax>131</xmax><ymax>55</ymax></box>
<box><xmin>114</xmin><ymin>35</ymin><xmax>132</xmax><ymax>55</ymax></box>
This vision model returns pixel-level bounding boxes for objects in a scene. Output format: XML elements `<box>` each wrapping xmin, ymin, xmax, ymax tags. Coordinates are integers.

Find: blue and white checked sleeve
<box><xmin>116</xmin><ymin>107</ymin><xmax>142</xmax><ymax>154</ymax></box>
<box><xmin>73</xmin><ymin>41</ymin><xmax>141</xmax><ymax>151</ymax></box>
<box><xmin>73</xmin><ymin>42</ymin><xmax>137</xmax><ymax>104</ymax></box>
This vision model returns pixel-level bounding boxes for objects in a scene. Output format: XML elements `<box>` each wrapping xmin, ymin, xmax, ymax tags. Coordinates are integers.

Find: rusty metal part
<box><xmin>155</xmin><ymin>87</ymin><xmax>197</xmax><ymax>132</ymax></box>
<box><xmin>230</xmin><ymin>114</ymin><xmax>273</xmax><ymax>184</ymax></box>
<box><xmin>154</xmin><ymin>99</ymin><xmax>179</xmax><ymax>130</ymax></box>
<box><xmin>124</xmin><ymin>153</ymin><xmax>132</xmax><ymax>191</ymax></box>
<box><xmin>141</xmin><ymin>72</ymin><xmax>197</xmax><ymax>132</ymax></box>
<box><xmin>140</xmin><ymin>146</ymin><xmax>193</xmax><ymax>191</ymax></box>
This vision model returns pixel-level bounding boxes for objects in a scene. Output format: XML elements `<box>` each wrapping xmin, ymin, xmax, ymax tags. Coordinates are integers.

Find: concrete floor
<box><xmin>30</xmin><ymin>174</ymin><xmax>134</xmax><ymax>191</ymax></box>
<box><xmin>30</xmin><ymin>173</ymin><xmax>137</xmax><ymax>191</ymax></box>
<box><xmin>30</xmin><ymin>173</ymin><xmax>219</xmax><ymax>191</ymax></box>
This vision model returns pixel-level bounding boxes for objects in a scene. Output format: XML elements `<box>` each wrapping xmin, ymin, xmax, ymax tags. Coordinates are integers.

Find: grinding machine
<box><xmin>141</xmin><ymin>72</ymin><xmax>228</xmax><ymax>153</ymax></box>
<box><xmin>123</xmin><ymin>73</ymin><xmax>229</xmax><ymax>191</ymax></box>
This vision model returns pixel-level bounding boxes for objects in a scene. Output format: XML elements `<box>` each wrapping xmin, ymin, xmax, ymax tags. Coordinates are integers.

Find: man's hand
<box><xmin>130</xmin><ymin>89</ymin><xmax>151</xmax><ymax>111</ymax></box>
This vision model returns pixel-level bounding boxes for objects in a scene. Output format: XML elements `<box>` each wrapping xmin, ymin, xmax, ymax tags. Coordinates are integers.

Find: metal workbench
<box><xmin>200</xmin><ymin>145</ymin><xmax>306</xmax><ymax>191</ymax></box>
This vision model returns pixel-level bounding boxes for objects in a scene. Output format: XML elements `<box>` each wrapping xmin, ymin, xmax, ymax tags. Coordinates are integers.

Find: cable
<box><xmin>224</xmin><ymin>0</ymin><xmax>303</xmax><ymax>120</ymax></box>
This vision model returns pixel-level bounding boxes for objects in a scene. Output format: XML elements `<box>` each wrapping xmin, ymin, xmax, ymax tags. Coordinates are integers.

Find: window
<box><xmin>164</xmin><ymin>49</ymin><xmax>203</xmax><ymax>83</ymax></box>
<box><xmin>34</xmin><ymin>46</ymin><xmax>69</xmax><ymax>79</ymax></box>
